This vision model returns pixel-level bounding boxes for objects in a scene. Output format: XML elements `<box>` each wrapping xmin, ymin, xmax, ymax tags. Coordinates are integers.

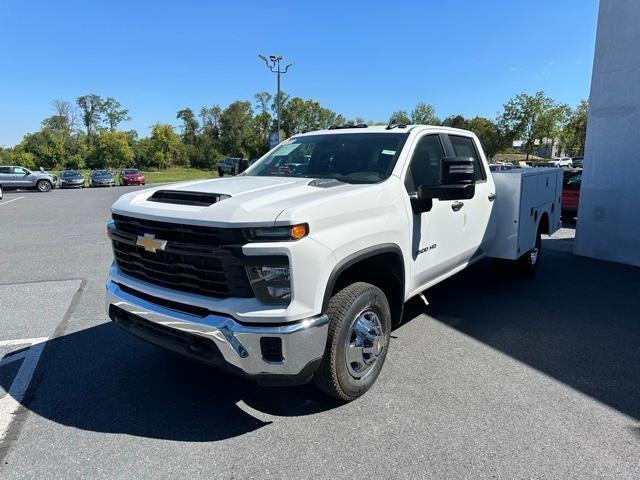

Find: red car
<box><xmin>119</xmin><ymin>168</ymin><xmax>146</xmax><ymax>186</ymax></box>
<box><xmin>561</xmin><ymin>170</ymin><xmax>581</xmax><ymax>218</ymax></box>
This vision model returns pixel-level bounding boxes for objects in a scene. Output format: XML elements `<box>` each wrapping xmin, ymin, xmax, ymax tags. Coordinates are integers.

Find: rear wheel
<box><xmin>0</xmin><ymin>184</ymin><xmax>3</xmax><ymax>200</ymax></box>
<box><xmin>218</xmin><ymin>168</ymin><xmax>224</xmax><ymax>177</ymax></box>
<box><xmin>313</xmin><ymin>282</ymin><xmax>391</xmax><ymax>401</ymax></box>
<box><xmin>494</xmin><ymin>223</ymin><xmax>542</xmax><ymax>276</ymax></box>
<box><xmin>36</xmin><ymin>180</ymin><xmax>52</xmax><ymax>192</ymax></box>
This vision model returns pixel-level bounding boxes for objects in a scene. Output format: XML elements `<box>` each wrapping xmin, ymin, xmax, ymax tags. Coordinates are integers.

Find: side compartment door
<box><xmin>445</xmin><ymin>134</ymin><xmax>496</xmax><ymax>261</ymax></box>
<box><xmin>405</xmin><ymin>133</ymin><xmax>466</xmax><ymax>292</ymax></box>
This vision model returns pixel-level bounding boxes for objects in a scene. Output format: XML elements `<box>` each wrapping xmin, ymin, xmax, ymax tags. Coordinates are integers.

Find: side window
<box><xmin>0</xmin><ymin>166</ymin><xmax>11</xmax><ymax>174</ymax></box>
<box><xmin>405</xmin><ymin>134</ymin><xmax>446</xmax><ymax>193</ymax></box>
<box><xmin>449</xmin><ymin>135</ymin><xmax>486</xmax><ymax>181</ymax></box>
<box><xmin>13</xmin><ymin>167</ymin><xmax>27</xmax><ymax>174</ymax></box>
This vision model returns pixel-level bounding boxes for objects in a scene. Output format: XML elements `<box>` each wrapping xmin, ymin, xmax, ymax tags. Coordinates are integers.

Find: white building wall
<box><xmin>574</xmin><ymin>0</ymin><xmax>640</xmax><ymax>267</ymax></box>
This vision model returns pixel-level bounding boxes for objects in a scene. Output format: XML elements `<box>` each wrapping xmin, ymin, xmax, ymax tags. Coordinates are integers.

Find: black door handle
<box><xmin>488</xmin><ymin>193</ymin><xmax>497</xmax><ymax>202</ymax></box>
<box><xmin>451</xmin><ymin>201</ymin><xmax>464</xmax><ymax>212</ymax></box>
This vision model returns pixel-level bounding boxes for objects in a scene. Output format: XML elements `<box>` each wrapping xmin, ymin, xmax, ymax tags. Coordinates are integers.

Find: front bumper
<box><xmin>105</xmin><ymin>280</ymin><xmax>329</xmax><ymax>385</ymax></box>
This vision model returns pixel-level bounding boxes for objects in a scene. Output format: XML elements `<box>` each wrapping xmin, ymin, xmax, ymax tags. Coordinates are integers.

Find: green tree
<box><xmin>90</xmin><ymin>130</ymin><xmax>134</xmax><ymax>169</ymax></box>
<box><xmin>497</xmin><ymin>91</ymin><xmax>565</xmax><ymax>161</ymax></box>
<box><xmin>147</xmin><ymin>123</ymin><xmax>184</xmax><ymax>170</ymax></box>
<box><xmin>442</xmin><ymin>114</ymin><xmax>469</xmax><ymax>129</ymax></box>
<box><xmin>102</xmin><ymin>97</ymin><xmax>130</xmax><ymax>131</ymax></box>
<box><xmin>176</xmin><ymin>108</ymin><xmax>199</xmax><ymax>145</ymax></box>
<box><xmin>388</xmin><ymin>110</ymin><xmax>410</xmax><ymax>125</ymax></box>
<box><xmin>559</xmin><ymin>100</ymin><xmax>588</xmax><ymax>157</ymax></box>
<box><xmin>21</xmin><ymin>128</ymin><xmax>67</xmax><ymax>169</ymax></box>
<box><xmin>281</xmin><ymin>97</ymin><xmax>343</xmax><ymax>136</ymax></box>
<box><xmin>467</xmin><ymin>117</ymin><xmax>507</xmax><ymax>159</ymax></box>
<box><xmin>411</xmin><ymin>102</ymin><xmax>439</xmax><ymax>125</ymax></box>
<box><xmin>219</xmin><ymin>101</ymin><xmax>255</xmax><ymax>157</ymax></box>
<box><xmin>0</xmin><ymin>146</ymin><xmax>36</xmax><ymax>170</ymax></box>
<box><xmin>76</xmin><ymin>94</ymin><xmax>104</xmax><ymax>140</ymax></box>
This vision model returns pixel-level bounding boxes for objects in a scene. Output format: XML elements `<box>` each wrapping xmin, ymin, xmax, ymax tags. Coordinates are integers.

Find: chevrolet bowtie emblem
<box><xmin>136</xmin><ymin>233</ymin><xmax>167</xmax><ymax>253</ymax></box>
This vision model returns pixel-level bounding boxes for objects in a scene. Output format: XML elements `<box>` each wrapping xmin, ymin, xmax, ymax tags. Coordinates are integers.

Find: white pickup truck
<box><xmin>106</xmin><ymin>125</ymin><xmax>562</xmax><ymax>401</ymax></box>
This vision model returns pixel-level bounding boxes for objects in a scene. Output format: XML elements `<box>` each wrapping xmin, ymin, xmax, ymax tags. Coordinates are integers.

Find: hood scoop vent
<box><xmin>147</xmin><ymin>190</ymin><xmax>230</xmax><ymax>207</ymax></box>
<box><xmin>307</xmin><ymin>178</ymin><xmax>344</xmax><ymax>188</ymax></box>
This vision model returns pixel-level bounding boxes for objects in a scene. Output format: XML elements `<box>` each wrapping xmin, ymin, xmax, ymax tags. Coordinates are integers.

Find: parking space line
<box><xmin>0</xmin><ymin>196</ymin><xmax>24</xmax><ymax>206</ymax></box>
<box><xmin>0</xmin><ymin>338</ymin><xmax>48</xmax><ymax>442</ymax></box>
<box><xmin>0</xmin><ymin>337</ymin><xmax>48</xmax><ymax>347</ymax></box>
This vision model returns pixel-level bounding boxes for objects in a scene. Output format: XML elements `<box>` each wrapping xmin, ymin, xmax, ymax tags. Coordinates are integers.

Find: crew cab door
<box><xmin>443</xmin><ymin>134</ymin><xmax>496</xmax><ymax>259</ymax></box>
<box><xmin>404</xmin><ymin>133</ymin><xmax>467</xmax><ymax>291</ymax></box>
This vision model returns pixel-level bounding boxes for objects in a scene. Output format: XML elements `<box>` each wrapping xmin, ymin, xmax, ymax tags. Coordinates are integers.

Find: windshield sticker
<box><xmin>274</xmin><ymin>143</ymin><xmax>301</xmax><ymax>155</ymax></box>
<box><xmin>381</xmin><ymin>149</ymin><xmax>396</xmax><ymax>155</ymax></box>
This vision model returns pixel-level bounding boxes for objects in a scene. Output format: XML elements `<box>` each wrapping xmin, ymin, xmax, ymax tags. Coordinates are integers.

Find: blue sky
<box><xmin>0</xmin><ymin>0</ymin><xmax>599</xmax><ymax>146</ymax></box>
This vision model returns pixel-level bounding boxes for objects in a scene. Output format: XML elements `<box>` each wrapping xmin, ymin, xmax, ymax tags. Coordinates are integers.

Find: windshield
<box><xmin>123</xmin><ymin>169</ymin><xmax>139</xmax><ymax>174</ymax></box>
<box><xmin>92</xmin><ymin>170</ymin><xmax>110</xmax><ymax>176</ymax></box>
<box><xmin>62</xmin><ymin>170</ymin><xmax>80</xmax><ymax>177</ymax></box>
<box><xmin>245</xmin><ymin>132</ymin><xmax>408</xmax><ymax>184</ymax></box>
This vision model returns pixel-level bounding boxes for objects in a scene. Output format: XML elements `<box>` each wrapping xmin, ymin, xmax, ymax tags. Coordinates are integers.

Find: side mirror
<box><xmin>417</xmin><ymin>157</ymin><xmax>476</xmax><ymax>202</ymax></box>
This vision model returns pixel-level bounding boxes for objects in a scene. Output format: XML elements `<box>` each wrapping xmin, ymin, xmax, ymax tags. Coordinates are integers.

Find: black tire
<box><xmin>218</xmin><ymin>168</ymin><xmax>224</xmax><ymax>177</ymax></box>
<box><xmin>313</xmin><ymin>282</ymin><xmax>391</xmax><ymax>401</ymax></box>
<box><xmin>494</xmin><ymin>223</ymin><xmax>542</xmax><ymax>277</ymax></box>
<box><xmin>36</xmin><ymin>180</ymin><xmax>52</xmax><ymax>192</ymax></box>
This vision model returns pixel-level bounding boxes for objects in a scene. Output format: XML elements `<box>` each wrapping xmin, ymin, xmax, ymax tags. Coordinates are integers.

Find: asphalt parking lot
<box><xmin>1</xmin><ymin>186</ymin><xmax>639</xmax><ymax>479</ymax></box>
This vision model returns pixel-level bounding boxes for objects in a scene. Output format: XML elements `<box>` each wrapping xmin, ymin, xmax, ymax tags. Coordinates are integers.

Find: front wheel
<box><xmin>37</xmin><ymin>180</ymin><xmax>52</xmax><ymax>192</ymax></box>
<box><xmin>218</xmin><ymin>168</ymin><xmax>224</xmax><ymax>177</ymax></box>
<box><xmin>313</xmin><ymin>282</ymin><xmax>391</xmax><ymax>401</ymax></box>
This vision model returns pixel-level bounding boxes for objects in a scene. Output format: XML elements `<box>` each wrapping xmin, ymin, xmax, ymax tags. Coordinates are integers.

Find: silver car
<box><xmin>0</xmin><ymin>165</ymin><xmax>56</xmax><ymax>192</ymax></box>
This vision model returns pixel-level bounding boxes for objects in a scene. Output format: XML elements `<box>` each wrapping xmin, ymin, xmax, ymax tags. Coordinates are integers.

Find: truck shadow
<box><xmin>401</xmin><ymin>241</ymin><xmax>640</xmax><ymax>420</ymax></box>
<box><xmin>2</xmin><ymin>239</ymin><xmax>637</xmax><ymax>441</ymax></box>
<box><xmin>0</xmin><ymin>323</ymin><xmax>339</xmax><ymax>443</ymax></box>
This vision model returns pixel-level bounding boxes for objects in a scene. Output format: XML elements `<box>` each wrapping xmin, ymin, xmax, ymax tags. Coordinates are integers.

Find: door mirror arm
<box><xmin>409</xmin><ymin>193</ymin><xmax>433</xmax><ymax>214</ymax></box>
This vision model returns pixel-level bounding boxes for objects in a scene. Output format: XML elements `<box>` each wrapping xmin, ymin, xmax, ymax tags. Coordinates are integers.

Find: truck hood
<box><xmin>111</xmin><ymin>175</ymin><xmax>359</xmax><ymax>227</ymax></box>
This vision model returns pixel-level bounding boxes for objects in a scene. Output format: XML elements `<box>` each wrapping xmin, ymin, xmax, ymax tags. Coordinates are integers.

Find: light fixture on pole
<box><xmin>258</xmin><ymin>54</ymin><xmax>293</xmax><ymax>146</ymax></box>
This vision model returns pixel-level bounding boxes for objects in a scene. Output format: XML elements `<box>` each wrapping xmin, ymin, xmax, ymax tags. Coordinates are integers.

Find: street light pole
<box><xmin>258</xmin><ymin>54</ymin><xmax>293</xmax><ymax>144</ymax></box>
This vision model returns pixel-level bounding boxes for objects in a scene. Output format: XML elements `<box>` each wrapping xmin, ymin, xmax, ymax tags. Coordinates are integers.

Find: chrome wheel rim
<box><xmin>344</xmin><ymin>309</ymin><xmax>385</xmax><ymax>379</ymax></box>
<box><xmin>530</xmin><ymin>247</ymin><xmax>539</xmax><ymax>265</ymax></box>
<box><xmin>38</xmin><ymin>182</ymin><xmax>49</xmax><ymax>192</ymax></box>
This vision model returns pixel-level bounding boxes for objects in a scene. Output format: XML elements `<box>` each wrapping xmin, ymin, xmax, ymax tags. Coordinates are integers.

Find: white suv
<box><xmin>547</xmin><ymin>157</ymin><xmax>573</xmax><ymax>168</ymax></box>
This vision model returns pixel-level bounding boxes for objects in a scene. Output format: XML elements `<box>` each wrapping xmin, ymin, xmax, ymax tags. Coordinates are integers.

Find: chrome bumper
<box><xmin>105</xmin><ymin>280</ymin><xmax>329</xmax><ymax>378</ymax></box>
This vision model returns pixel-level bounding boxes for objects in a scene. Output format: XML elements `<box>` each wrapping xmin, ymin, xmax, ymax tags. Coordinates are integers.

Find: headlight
<box><xmin>244</xmin><ymin>223</ymin><xmax>308</xmax><ymax>242</ymax></box>
<box><xmin>246</xmin><ymin>265</ymin><xmax>291</xmax><ymax>304</ymax></box>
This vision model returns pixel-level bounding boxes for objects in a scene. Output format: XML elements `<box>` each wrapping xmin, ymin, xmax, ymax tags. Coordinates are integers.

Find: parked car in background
<box><xmin>571</xmin><ymin>156</ymin><xmax>584</xmax><ymax>168</ymax></box>
<box><xmin>119</xmin><ymin>168</ymin><xmax>146</xmax><ymax>186</ymax></box>
<box><xmin>217</xmin><ymin>157</ymin><xmax>248</xmax><ymax>176</ymax></box>
<box><xmin>59</xmin><ymin>170</ymin><xmax>85</xmax><ymax>188</ymax></box>
<box><xmin>561</xmin><ymin>169</ymin><xmax>582</xmax><ymax>218</ymax></box>
<box><xmin>89</xmin><ymin>170</ymin><xmax>115</xmax><ymax>187</ymax></box>
<box><xmin>489</xmin><ymin>163</ymin><xmax>517</xmax><ymax>172</ymax></box>
<box><xmin>547</xmin><ymin>157</ymin><xmax>573</xmax><ymax>168</ymax></box>
<box><xmin>0</xmin><ymin>165</ymin><xmax>56</xmax><ymax>192</ymax></box>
